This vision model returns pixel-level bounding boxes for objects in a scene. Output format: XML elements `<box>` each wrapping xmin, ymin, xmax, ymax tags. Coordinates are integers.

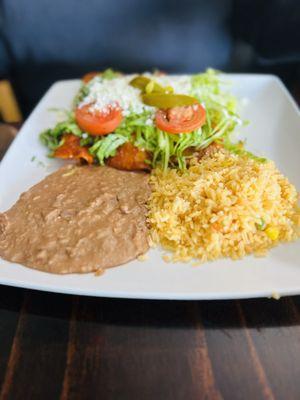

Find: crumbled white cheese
<box><xmin>79</xmin><ymin>74</ymin><xmax>193</xmax><ymax>118</ymax></box>
<box><xmin>155</xmin><ymin>75</ymin><xmax>192</xmax><ymax>95</ymax></box>
<box><xmin>80</xmin><ymin>75</ymin><xmax>155</xmax><ymax>116</ymax></box>
<box><xmin>145</xmin><ymin>117</ymin><xmax>154</xmax><ymax>126</ymax></box>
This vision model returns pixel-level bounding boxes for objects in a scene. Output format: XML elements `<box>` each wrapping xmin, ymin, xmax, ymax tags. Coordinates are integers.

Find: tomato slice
<box><xmin>155</xmin><ymin>104</ymin><xmax>206</xmax><ymax>134</ymax></box>
<box><xmin>75</xmin><ymin>103</ymin><xmax>123</xmax><ymax>136</ymax></box>
<box><xmin>53</xmin><ymin>134</ymin><xmax>94</xmax><ymax>164</ymax></box>
<box><xmin>82</xmin><ymin>71</ymin><xmax>101</xmax><ymax>83</ymax></box>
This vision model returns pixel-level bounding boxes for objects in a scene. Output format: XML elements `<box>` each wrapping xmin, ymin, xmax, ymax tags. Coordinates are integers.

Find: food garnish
<box><xmin>75</xmin><ymin>103</ymin><xmax>123</xmax><ymax>136</ymax></box>
<box><xmin>40</xmin><ymin>68</ymin><xmax>244</xmax><ymax>170</ymax></box>
<box><xmin>155</xmin><ymin>104</ymin><xmax>206</xmax><ymax>134</ymax></box>
<box><xmin>141</xmin><ymin>93</ymin><xmax>199</xmax><ymax>108</ymax></box>
<box><xmin>130</xmin><ymin>75</ymin><xmax>165</xmax><ymax>93</ymax></box>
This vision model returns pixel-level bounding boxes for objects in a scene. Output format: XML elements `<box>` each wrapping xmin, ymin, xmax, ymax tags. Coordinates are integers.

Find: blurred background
<box><xmin>0</xmin><ymin>0</ymin><xmax>299</xmax><ymax>120</ymax></box>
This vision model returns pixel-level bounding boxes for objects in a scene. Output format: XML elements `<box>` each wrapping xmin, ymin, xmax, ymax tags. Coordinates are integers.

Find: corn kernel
<box><xmin>265</xmin><ymin>227</ymin><xmax>279</xmax><ymax>241</ymax></box>
<box><xmin>137</xmin><ymin>253</ymin><xmax>149</xmax><ymax>262</ymax></box>
<box><xmin>162</xmin><ymin>254</ymin><xmax>172</xmax><ymax>263</ymax></box>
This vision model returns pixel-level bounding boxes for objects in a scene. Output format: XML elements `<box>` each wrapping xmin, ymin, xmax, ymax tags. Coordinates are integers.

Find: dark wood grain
<box><xmin>0</xmin><ymin>287</ymin><xmax>23</xmax><ymax>390</ymax></box>
<box><xmin>0</xmin><ymin>290</ymin><xmax>72</xmax><ymax>400</ymax></box>
<box><xmin>200</xmin><ymin>301</ymin><xmax>275</xmax><ymax>400</ymax></box>
<box><xmin>1</xmin><ymin>289</ymin><xmax>300</xmax><ymax>399</ymax></box>
<box><xmin>241</xmin><ymin>298</ymin><xmax>300</xmax><ymax>399</ymax></box>
<box><xmin>60</xmin><ymin>299</ymin><xmax>221</xmax><ymax>400</ymax></box>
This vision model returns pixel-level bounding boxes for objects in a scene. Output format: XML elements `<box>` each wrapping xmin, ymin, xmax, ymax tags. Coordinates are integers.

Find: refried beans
<box><xmin>0</xmin><ymin>165</ymin><xmax>151</xmax><ymax>274</ymax></box>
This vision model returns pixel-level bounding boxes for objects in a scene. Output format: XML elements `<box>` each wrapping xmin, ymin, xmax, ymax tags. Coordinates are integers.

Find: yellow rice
<box><xmin>148</xmin><ymin>149</ymin><xmax>300</xmax><ymax>262</ymax></box>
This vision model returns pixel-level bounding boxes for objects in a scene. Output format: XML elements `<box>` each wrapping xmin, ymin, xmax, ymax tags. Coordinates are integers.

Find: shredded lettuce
<box><xmin>113</xmin><ymin>112</ymin><xmax>218</xmax><ymax>169</ymax></box>
<box><xmin>191</xmin><ymin>69</ymin><xmax>241</xmax><ymax>141</ymax></box>
<box><xmin>40</xmin><ymin>115</ymin><xmax>82</xmax><ymax>151</ymax></box>
<box><xmin>73</xmin><ymin>85</ymin><xmax>90</xmax><ymax>108</ymax></box>
<box><xmin>101</xmin><ymin>68</ymin><xmax>121</xmax><ymax>80</ymax></box>
<box><xmin>221</xmin><ymin>138</ymin><xmax>267</xmax><ymax>163</ymax></box>
<box><xmin>89</xmin><ymin>134</ymin><xmax>128</xmax><ymax>165</ymax></box>
<box><xmin>40</xmin><ymin>68</ymin><xmax>257</xmax><ymax>169</ymax></box>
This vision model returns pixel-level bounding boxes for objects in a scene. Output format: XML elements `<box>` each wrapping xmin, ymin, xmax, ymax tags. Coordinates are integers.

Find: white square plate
<box><xmin>0</xmin><ymin>74</ymin><xmax>299</xmax><ymax>300</ymax></box>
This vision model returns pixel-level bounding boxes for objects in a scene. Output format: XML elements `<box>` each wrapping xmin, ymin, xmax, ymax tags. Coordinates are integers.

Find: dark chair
<box><xmin>0</xmin><ymin>0</ymin><xmax>299</xmax><ymax>116</ymax></box>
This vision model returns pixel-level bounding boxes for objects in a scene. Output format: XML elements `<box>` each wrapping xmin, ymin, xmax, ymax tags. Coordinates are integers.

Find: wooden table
<box><xmin>1</xmin><ymin>287</ymin><xmax>300</xmax><ymax>399</ymax></box>
<box><xmin>1</xmin><ymin>125</ymin><xmax>300</xmax><ymax>400</ymax></box>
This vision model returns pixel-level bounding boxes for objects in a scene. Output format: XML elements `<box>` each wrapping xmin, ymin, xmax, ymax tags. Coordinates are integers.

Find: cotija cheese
<box><xmin>79</xmin><ymin>74</ymin><xmax>193</xmax><ymax>119</ymax></box>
